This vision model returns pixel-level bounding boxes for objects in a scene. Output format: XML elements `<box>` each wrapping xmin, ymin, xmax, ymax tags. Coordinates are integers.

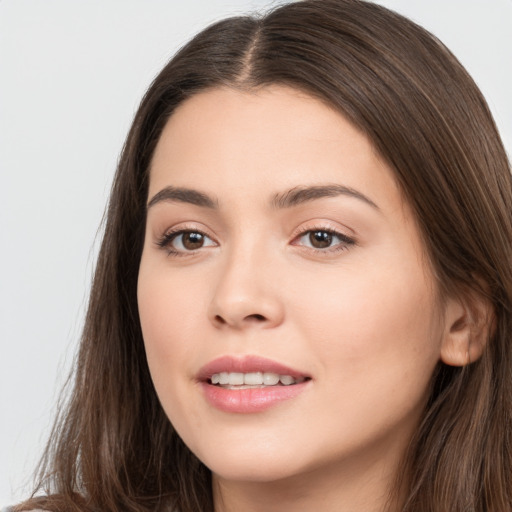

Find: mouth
<box><xmin>198</xmin><ymin>354</ymin><xmax>311</xmax><ymax>386</ymax></box>
<box><xmin>198</xmin><ymin>355</ymin><xmax>312</xmax><ymax>413</ymax></box>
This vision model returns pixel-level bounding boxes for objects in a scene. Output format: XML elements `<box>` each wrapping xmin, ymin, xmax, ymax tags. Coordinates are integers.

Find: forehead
<box><xmin>148</xmin><ymin>85</ymin><xmax>401</xmax><ymax>212</ymax></box>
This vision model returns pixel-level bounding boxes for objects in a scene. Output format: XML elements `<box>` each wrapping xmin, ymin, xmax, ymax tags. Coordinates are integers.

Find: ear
<box><xmin>440</xmin><ymin>287</ymin><xmax>494</xmax><ymax>367</ymax></box>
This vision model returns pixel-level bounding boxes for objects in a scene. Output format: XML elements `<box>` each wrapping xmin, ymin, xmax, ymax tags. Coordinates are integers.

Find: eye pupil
<box><xmin>310</xmin><ymin>230</ymin><xmax>332</xmax><ymax>248</ymax></box>
<box><xmin>182</xmin><ymin>232</ymin><xmax>204</xmax><ymax>250</ymax></box>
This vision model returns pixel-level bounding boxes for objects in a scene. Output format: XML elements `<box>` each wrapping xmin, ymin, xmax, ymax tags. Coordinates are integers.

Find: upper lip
<box><xmin>197</xmin><ymin>355</ymin><xmax>310</xmax><ymax>382</ymax></box>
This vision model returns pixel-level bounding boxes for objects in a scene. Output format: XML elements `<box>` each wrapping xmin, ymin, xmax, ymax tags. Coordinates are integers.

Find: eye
<box><xmin>292</xmin><ymin>228</ymin><xmax>355</xmax><ymax>252</ymax></box>
<box><xmin>157</xmin><ymin>229</ymin><xmax>217</xmax><ymax>254</ymax></box>
<box><xmin>306</xmin><ymin>230</ymin><xmax>335</xmax><ymax>249</ymax></box>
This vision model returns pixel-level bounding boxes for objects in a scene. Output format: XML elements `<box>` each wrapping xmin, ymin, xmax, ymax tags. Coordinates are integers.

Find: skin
<box><xmin>137</xmin><ymin>85</ymin><xmax>468</xmax><ymax>512</ymax></box>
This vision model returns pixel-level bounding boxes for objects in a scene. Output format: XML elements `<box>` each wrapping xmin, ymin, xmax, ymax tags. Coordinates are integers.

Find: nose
<box><xmin>208</xmin><ymin>251</ymin><xmax>285</xmax><ymax>330</ymax></box>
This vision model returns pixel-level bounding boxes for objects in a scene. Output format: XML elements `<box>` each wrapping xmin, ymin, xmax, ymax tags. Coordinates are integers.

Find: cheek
<box><xmin>139</xmin><ymin>279</ymin><xmax>178</xmax><ymax>358</ymax></box>
<box><xmin>138</xmin><ymin>255</ymin><xmax>206</xmax><ymax>345</ymax></box>
<box><xmin>138</xmin><ymin>264</ymin><xmax>222</xmax><ymax>447</ymax></box>
<box><xmin>137</xmin><ymin>262</ymin><xmax>202</xmax><ymax>401</ymax></box>
<box><xmin>281</xmin><ymin>267</ymin><xmax>441</xmax><ymax>457</ymax></box>
<box><xmin>292</xmin><ymin>254</ymin><xmax>442</xmax><ymax>402</ymax></box>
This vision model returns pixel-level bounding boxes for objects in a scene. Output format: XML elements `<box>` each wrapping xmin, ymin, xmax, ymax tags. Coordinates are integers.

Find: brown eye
<box><xmin>309</xmin><ymin>230</ymin><xmax>333</xmax><ymax>249</ymax></box>
<box><xmin>161</xmin><ymin>230</ymin><xmax>217</xmax><ymax>253</ymax></box>
<box><xmin>181</xmin><ymin>232</ymin><xmax>205</xmax><ymax>250</ymax></box>
<box><xmin>292</xmin><ymin>228</ymin><xmax>355</xmax><ymax>253</ymax></box>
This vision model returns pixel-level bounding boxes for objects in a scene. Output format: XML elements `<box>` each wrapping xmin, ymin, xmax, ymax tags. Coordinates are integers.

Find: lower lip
<box><xmin>201</xmin><ymin>381</ymin><xmax>310</xmax><ymax>413</ymax></box>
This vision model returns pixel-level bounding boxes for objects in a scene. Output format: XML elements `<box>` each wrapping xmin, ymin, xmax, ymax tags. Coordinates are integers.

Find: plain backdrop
<box><xmin>1</xmin><ymin>0</ymin><xmax>511</xmax><ymax>506</ymax></box>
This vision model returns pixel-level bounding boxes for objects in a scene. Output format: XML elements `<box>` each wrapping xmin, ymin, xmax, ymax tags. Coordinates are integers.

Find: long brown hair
<box><xmin>17</xmin><ymin>1</ymin><xmax>512</xmax><ymax>511</ymax></box>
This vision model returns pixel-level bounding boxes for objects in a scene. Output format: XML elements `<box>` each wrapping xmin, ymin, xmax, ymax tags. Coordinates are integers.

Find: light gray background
<box><xmin>1</xmin><ymin>0</ymin><xmax>511</xmax><ymax>506</ymax></box>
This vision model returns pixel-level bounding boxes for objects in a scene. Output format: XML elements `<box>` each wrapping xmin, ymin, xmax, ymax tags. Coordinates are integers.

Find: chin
<box><xmin>186</xmin><ymin>432</ymin><xmax>313</xmax><ymax>484</ymax></box>
<box><xmin>208</xmin><ymin>457</ymin><xmax>308</xmax><ymax>484</ymax></box>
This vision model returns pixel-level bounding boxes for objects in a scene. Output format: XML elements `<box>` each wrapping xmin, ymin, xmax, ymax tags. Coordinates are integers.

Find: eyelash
<box><xmin>156</xmin><ymin>227</ymin><xmax>215</xmax><ymax>257</ymax></box>
<box><xmin>290</xmin><ymin>226</ymin><xmax>356</xmax><ymax>254</ymax></box>
<box><xmin>156</xmin><ymin>225</ymin><xmax>356</xmax><ymax>257</ymax></box>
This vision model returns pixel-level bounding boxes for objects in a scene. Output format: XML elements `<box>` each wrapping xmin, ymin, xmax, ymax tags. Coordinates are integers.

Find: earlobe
<box><xmin>439</xmin><ymin>289</ymin><xmax>494</xmax><ymax>367</ymax></box>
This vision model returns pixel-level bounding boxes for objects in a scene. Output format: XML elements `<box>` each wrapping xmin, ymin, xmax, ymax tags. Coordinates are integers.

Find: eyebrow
<box><xmin>271</xmin><ymin>184</ymin><xmax>379</xmax><ymax>210</ymax></box>
<box><xmin>147</xmin><ymin>186</ymin><xmax>218</xmax><ymax>210</ymax></box>
<box><xmin>147</xmin><ymin>184</ymin><xmax>379</xmax><ymax>211</ymax></box>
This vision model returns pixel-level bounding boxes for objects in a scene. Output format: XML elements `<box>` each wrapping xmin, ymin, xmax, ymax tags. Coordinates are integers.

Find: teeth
<box><xmin>244</xmin><ymin>372</ymin><xmax>263</xmax><ymax>385</ymax></box>
<box><xmin>210</xmin><ymin>372</ymin><xmax>305</xmax><ymax>387</ymax></box>
<box><xmin>279</xmin><ymin>375</ymin><xmax>295</xmax><ymax>386</ymax></box>
<box><xmin>263</xmin><ymin>373</ymin><xmax>280</xmax><ymax>385</ymax></box>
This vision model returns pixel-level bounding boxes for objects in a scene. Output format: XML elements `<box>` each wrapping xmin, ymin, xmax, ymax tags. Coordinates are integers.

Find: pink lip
<box><xmin>197</xmin><ymin>355</ymin><xmax>311</xmax><ymax>414</ymax></box>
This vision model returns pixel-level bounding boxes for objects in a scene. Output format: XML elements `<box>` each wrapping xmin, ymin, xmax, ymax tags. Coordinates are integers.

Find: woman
<box><xmin>13</xmin><ymin>0</ymin><xmax>512</xmax><ymax>510</ymax></box>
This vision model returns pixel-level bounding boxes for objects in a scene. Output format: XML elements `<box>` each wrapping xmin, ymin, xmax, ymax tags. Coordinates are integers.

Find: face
<box><xmin>138</xmin><ymin>86</ymin><xmax>452</xmax><ymax>486</ymax></box>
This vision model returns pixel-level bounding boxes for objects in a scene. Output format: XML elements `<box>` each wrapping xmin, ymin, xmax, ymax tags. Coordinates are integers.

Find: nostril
<box><xmin>246</xmin><ymin>314</ymin><xmax>266</xmax><ymax>322</ymax></box>
<box><xmin>214</xmin><ymin>315</ymin><xmax>227</xmax><ymax>324</ymax></box>
<box><xmin>211</xmin><ymin>312</ymin><xmax>270</xmax><ymax>328</ymax></box>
